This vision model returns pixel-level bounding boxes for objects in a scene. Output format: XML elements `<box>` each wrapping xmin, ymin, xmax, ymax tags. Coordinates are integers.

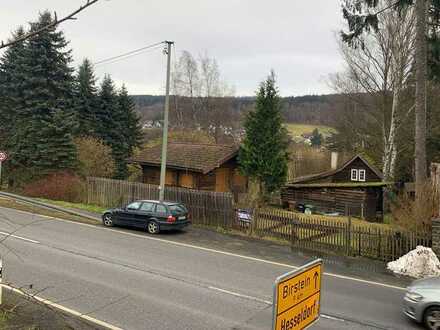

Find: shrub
<box><xmin>74</xmin><ymin>137</ymin><xmax>115</xmax><ymax>178</ymax></box>
<box><xmin>390</xmin><ymin>183</ymin><xmax>438</xmax><ymax>232</ymax></box>
<box><xmin>23</xmin><ymin>172</ymin><xmax>86</xmax><ymax>203</ymax></box>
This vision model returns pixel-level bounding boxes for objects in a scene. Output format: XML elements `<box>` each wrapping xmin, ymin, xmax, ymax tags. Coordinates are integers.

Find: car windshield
<box><xmin>169</xmin><ymin>204</ymin><xmax>187</xmax><ymax>214</ymax></box>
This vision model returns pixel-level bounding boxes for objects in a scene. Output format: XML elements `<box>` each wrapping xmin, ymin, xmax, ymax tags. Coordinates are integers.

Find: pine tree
<box><xmin>96</xmin><ymin>75</ymin><xmax>119</xmax><ymax>143</ymax></box>
<box><xmin>239</xmin><ymin>71</ymin><xmax>289</xmax><ymax>199</ymax></box>
<box><xmin>118</xmin><ymin>85</ymin><xmax>143</xmax><ymax>152</ymax></box>
<box><xmin>97</xmin><ymin>75</ymin><xmax>129</xmax><ymax>179</ymax></box>
<box><xmin>74</xmin><ymin>58</ymin><xmax>98</xmax><ymax>136</ymax></box>
<box><xmin>0</xmin><ymin>27</ymin><xmax>27</xmax><ymax>151</ymax></box>
<box><xmin>4</xmin><ymin>11</ymin><xmax>77</xmax><ymax>181</ymax></box>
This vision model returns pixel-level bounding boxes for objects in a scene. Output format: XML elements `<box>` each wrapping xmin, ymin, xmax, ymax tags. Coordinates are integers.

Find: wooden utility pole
<box><xmin>415</xmin><ymin>0</ymin><xmax>428</xmax><ymax>203</ymax></box>
<box><xmin>159</xmin><ymin>41</ymin><xmax>173</xmax><ymax>202</ymax></box>
<box><xmin>431</xmin><ymin>163</ymin><xmax>440</xmax><ymax>217</ymax></box>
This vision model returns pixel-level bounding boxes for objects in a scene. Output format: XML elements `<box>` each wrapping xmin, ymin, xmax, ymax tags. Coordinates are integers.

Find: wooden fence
<box><xmin>86</xmin><ymin>177</ymin><xmax>235</xmax><ymax>227</ymax></box>
<box><xmin>85</xmin><ymin>177</ymin><xmax>431</xmax><ymax>262</ymax></box>
<box><xmin>250</xmin><ymin>208</ymin><xmax>431</xmax><ymax>262</ymax></box>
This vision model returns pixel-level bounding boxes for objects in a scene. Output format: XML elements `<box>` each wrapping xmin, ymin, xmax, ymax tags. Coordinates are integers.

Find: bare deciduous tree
<box><xmin>332</xmin><ymin>0</ymin><xmax>416</xmax><ymax>181</ymax></box>
<box><xmin>171</xmin><ymin>51</ymin><xmax>237</xmax><ymax>143</ymax></box>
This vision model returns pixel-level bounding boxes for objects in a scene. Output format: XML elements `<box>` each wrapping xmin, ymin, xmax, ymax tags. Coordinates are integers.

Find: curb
<box><xmin>1</xmin><ymin>284</ymin><xmax>123</xmax><ymax>330</ymax></box>
<box><xmin>0</xmin><ymin>191</ymin><xmax>101</xmax><ymax>223</ymax></box>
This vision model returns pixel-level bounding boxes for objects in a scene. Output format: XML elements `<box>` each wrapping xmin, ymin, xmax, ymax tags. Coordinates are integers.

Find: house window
<box><xmin>351</xmin><ymin>169</ymin><xmax>358</xmax><ymax>181</ymax></box>
<box><xmin>359</xmin><ymin>169</ymin><xmax>366</xmax><ymax>182</ymax></box>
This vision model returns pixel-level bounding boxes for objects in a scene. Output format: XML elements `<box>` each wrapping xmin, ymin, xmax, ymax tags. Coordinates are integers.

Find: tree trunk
<box><xmin>384</xmin><ymin>71</ymin><xmax>401</xmax><ymax>181</ymax></box>
<box><xmin>415</xmin><ymin>0</ymin><xmax>428</xmax><ymax>202</ymax></box>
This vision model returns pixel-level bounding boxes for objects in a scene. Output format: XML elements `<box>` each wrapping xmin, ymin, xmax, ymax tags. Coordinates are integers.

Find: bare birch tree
<box><xmin>332</xmin><ymin>0</ymin><xmax>415</xmax><ymax>181</ymax></box>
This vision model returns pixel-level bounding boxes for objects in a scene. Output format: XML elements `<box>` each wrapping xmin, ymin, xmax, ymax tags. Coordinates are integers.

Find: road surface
<box><xmin>0</xmin><ymin>206</ymin><xmax>422</xmax><ymax>329</ymax></box>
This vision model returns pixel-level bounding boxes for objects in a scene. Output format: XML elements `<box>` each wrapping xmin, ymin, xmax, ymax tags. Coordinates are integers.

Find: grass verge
<box><xmin>0</xmin><ymin>197</ymin><xmax>99</xmax><ymax>225</ymax></box>
<box><xmin>36</xmin><ymin>198</ymin><xmax>106</xmax><ymax>214</ymax></box>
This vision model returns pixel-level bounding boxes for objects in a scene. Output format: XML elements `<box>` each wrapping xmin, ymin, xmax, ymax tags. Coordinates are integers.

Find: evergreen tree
<box><xmin>4</xmin><ymin>12</ymin><xmax>77</xmax><ymax>181</ymax></box>
<box><xmin>239</xmin><ymin>71</ymin><xmax>289</xmax><ymax>198</ymax></box>
<box><xmin>118</xmin><ymin>85</ymin><xmax>143</xmax><ymax>152</ymax></box>
<box><xmin>97</xmin><ymin>75</ymin><xmax>128</xmax><ymax>179</ymax></box>
<box><xmin>0</xmin><ymin>27</ymin><xmax>27</xmax><ymax>151</ymax></box>
<box><xmin>74</xmin><ymin>58</ymin><xmax>98</xmax><ymax>136</ymax></box>
<box><xmin>96</xmin><ymin>75</ymin><xmax>119</xmax><ymax>143</ymax></box>
<box><xmin>310</xmin><ymin>128</ymin><xmax>323</xmax><ymax>147</ymax></box>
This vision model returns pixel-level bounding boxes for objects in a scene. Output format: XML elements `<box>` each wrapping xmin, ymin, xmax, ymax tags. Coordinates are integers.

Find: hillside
<box><xmin>131</xmin><ymin>94</ymin><xmax>342</xmax><ymax>127</ymax></box>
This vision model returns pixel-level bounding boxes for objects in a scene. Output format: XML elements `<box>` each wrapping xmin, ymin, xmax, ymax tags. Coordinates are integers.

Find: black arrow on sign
<box><xmin>314</xmin><ymin>272</ymin><xmax>319</xmax><ymax>289</ymax></box>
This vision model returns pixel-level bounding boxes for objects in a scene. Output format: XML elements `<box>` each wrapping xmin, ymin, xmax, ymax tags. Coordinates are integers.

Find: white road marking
<box><xmin>208</xmin><ymin>286</ymin><xmax>272</xmax><ymax>305</ymax></box>
<box><xmin>322</xmin><ymin>314</ymin><xmax>346</xmax><ymax>322</ymax></box>
<box><xmin>1</xmin><ymin>284</ymin><xmax>123</xmax><ymax>330</ymax></box>
<box><xmin>0</xmin><ymin>231</ymin><xmax>40</xmax><ymax>244</ymax></box>
<box><xmin>0</xmin><ymin>206</ymin><xmax>407</xmax><ymax>291</ymax></box>
<box><xmin>208</xmin><ymin>285</ymin><xmax>347</xmax><ymax>324</ymax></box>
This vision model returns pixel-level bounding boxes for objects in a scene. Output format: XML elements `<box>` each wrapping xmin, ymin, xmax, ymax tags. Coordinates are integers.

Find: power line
<box><xmin>94</xmin><ymin>41</ymin><xmax>165</xmax><ymax>66</ymax></box>
<box><xmin>94</xmin><ymin>45</ymin><xmax>163</xmax><ymax>67</ymax></box>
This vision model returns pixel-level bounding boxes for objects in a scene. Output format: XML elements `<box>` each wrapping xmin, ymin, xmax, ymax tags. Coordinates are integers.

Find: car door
<box><xmin>154</xmin><ymin>203</ymin><xmax>169</xmax><ymax>223</ymax></box>
<box><xmin>135</xmin><ymin>202</ymin><xmax>155</xmax><ymax>228</ymax></box>
<box><xmin>118</xmin><ymin>201</ymin><xmax>142</xmax><ymax>227</ymax></box>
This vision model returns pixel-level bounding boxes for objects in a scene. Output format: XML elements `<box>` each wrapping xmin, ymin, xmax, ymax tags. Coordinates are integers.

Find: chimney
<box><xmin>331</xmin><ymin>152</ymin><xmax>338</xmax><ymax>170</ymax></box>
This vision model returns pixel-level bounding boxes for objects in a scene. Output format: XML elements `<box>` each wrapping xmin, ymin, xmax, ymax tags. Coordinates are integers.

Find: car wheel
<box><xmin>147</xmin><ymin>221</ymin><xmax>160</xmax><ymax>234</ymax></box>
<box><xmin>103</xmin><ymin>213</ymin><xmax>114</xmax><ymax>227</ymax></box>
<box><xmin>425</xmin><ymin>307</ymin><xmax>440</xmax><ymax>330</ymax></box>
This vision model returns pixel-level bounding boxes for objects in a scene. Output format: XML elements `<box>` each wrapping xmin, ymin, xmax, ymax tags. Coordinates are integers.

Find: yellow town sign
<box><xmin>272</xmin><ymin>259</ymin><xmax>322</xmax><ymax>330</ymax></box>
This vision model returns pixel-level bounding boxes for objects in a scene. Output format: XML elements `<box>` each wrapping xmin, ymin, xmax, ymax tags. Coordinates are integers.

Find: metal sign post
<box><xmin>0</xmin><ymin>152</ymin><xmax>6</xmax><ymax>304</ymax></box>
<box><xmin>0</xmin><ymin>152</ymin><xmax>8</xmax><ymax>189</ymax></box>
<box><xmin>0</xmin><ymin>258</ymin><xmax>3</xmax><ymax>305</ymax></box>
<box><xmin>272</xmin><ymin>259</ymin><xmax>322</xmax><ymax>330</ymax></box>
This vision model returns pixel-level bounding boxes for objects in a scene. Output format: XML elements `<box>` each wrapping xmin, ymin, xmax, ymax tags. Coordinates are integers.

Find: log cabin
<box><xmin>281</xmin><ymin>154</ymin><xmax>387</xmax><ymax>222</ymax></box>
<box><xmin>131</xmin><ymin>143</ymin><xmax>248</xmax><ymax>196</ymax></box>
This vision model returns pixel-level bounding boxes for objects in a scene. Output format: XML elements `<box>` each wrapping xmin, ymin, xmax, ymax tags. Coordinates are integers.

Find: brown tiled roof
<box><xmin>132</xmin><ymin>143</ymin><xmax>239</xmax><ymax>174</ymax></box>
<box><xmin>290</xmin><ymin>154</ymin><xmax>383</xmax><ymax>184</ymax></box>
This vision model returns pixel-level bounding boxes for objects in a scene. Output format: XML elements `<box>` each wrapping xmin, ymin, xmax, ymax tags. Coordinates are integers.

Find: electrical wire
<box><xmin>94</xmin><ymin>41</ymin><xmax>165</xmax><ymax>66</ymax></box>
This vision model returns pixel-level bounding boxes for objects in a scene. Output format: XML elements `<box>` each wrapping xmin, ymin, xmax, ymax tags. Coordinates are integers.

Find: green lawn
<box><xmin>37</xmin><ymin>198</ymin><xmax>107</xmax><ymax>214</ymax></box>
<box><xmin>285</xmin><ymin>123</ymin><xmax>336</xmax><ymax>138</ymax></box>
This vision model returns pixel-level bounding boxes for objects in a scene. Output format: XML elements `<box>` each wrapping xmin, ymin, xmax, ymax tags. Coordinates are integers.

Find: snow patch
<box><xmin>387</xmin><ymin>246</ymin><xmax>440</xmax><ymax>279</ymax></box>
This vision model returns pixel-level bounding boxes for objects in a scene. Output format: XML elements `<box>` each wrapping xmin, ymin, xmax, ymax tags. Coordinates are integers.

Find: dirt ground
<box><xmin>0</xmin><ymin>288</ymin><xmax>106</xmax><ymax>330</ymax></box>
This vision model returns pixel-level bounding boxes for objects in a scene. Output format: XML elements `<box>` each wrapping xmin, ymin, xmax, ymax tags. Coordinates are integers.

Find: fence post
<box><xmin>345</xmin><ymin>215</ymin><xmax>352</xmax><ymax>256</ymax></box>
<box><xmin>377</xmin><ymin>228</ymin><xmax>382</xmax><ymax>260</ymax></box>
<box><xmin>86</xmin><ymin>177</ymin><xmax>89</xmax><ymax>205</ymax></box>
<box><xmin>432</xmin><ymin>218</ymin><xmax>440</xmax><ymax>256</ymax></box>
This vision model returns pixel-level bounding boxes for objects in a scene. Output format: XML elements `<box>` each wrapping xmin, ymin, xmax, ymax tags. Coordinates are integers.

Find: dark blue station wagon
<box><xmin>102</xmin><ymin>200</ymin><xmax>191</xmax><ymax>234</ymax></box>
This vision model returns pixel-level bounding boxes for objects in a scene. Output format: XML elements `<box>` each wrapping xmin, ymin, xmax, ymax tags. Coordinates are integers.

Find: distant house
<box><xmin>131</xmin><ymin>143</ymin><xmax>248</xmax><ymax>195</ymax></box>
<box><xmin>281</xmin><ymin>155</ymin><xmax>387</xmax><ymax>221</ymax></box>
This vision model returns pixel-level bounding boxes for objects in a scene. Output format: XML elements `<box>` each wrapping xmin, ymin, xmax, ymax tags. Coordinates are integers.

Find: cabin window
<box><xmin>351</xmin><ymin>169</ymin><xmax>358</xmax><ymax>181</ymax></box>
<box><xmin>359</xmin><ymin>169</ymin><xmax>366</xmax><ymax>182</ymax></box>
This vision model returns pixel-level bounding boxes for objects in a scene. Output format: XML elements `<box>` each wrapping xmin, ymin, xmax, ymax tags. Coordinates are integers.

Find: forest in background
<box><xmin>131</xmin><ymin>94</ymin><xmax>341</xmax><ymax>127</ymax></box>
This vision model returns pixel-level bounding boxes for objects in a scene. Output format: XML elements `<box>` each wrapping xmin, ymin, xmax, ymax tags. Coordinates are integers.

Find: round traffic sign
<box><xmin>0</xmin><ymin>152</ymin><xmax>8</xmax><ymax>162</ymax></box>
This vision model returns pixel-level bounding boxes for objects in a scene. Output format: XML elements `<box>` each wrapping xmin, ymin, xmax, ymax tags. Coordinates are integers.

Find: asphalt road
<box><xmin>0</xmin><ymin>206</ymin><xmax>424</xmax><ymax>330</ymax></box>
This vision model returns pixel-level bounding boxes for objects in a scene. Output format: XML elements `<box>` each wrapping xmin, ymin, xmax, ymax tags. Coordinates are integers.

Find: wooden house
<box><xmin>131</xmin><ymin>143</ymin><xmax>248</xmax><ymax>195</ymax></box>
<box><xmin>281</xmin><ymin>155</ymin><xmax>387</xmax><ymax>221</ymax></box>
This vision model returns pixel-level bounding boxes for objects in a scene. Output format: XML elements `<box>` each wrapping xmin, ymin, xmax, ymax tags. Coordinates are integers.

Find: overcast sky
<box><xmin>1</xmin><ymin>1</ymin><xmax>345</xmax><ymax>97</ymax></box>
